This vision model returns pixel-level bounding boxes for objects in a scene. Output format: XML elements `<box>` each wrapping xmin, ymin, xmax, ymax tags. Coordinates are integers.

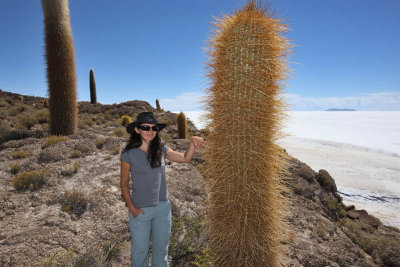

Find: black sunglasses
<box><xmin>138</xmin><ymin>125</ymin><xmax>159</xmax><ymax>132</ymax></box>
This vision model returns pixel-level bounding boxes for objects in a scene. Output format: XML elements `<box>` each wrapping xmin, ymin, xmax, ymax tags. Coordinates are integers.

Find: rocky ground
<box><xmin>1</xmin><ymin>89</ymin><xmax>399</xmax><ymax>266</ymax></box>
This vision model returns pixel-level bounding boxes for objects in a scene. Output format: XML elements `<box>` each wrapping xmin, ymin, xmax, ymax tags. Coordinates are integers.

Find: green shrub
<box><xmin>12</xmin><ymin>169</ymin><xmax>50</xmax><ymax>190</ymax></box>
<box><xmin>104</xmin><ymin>155</ymin><xmax>112</xmax><ymax>160</ymax></box>
<box><xmin>60</xmin><ymin>188</ymin><xmax>88</xmax><ymax>217</ymax></box>
<box><xmin>11</xmin><ymin>150</ymin><xmax>29</xmax><ymax>159</ymax></box>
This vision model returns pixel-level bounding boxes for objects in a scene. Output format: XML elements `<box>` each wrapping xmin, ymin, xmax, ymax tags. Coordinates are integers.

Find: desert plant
<box><xmin>12</xmin><ymin>169</ymin><xmax>50</xmax><ymax>190</ymax></box>
<box><xmin>61</xmin><ymin>161</ymin><xmax>80</xmax><ymax>176</ymax></box>
<box><xmin>35</xmin><ymin>109</ymin><xmax>50</xmax><ymax>124</ymax></box>
<box><xmin>9</xmin><ymin>162</ymin><xmax>20</xmax><ymax>174</ymax></box>
<box><xmin>70</xmin><ymin>149</ymin><xmax>81</xmax><ymax>158</ymax></box>
<box><xmin>113</xmin><ymin>128</ymin><xmax>125</xmax><ymax>137</ymax></box>
<box><xmin>45</xmin><ymin>135</ymin><xmax>68</xmax><ymax>146</ymax></box>
<box><xmin>203</xmin><ymin>2</ymin><xmax>291</xmax><ymax>266</ymax></box>
<box><xmin>0</xmin><ymin>122</ymin><xmax>29</xmax><ymax>144</ymax></box>
<box><xmin>177</xmin><ymin>112</ymin><xmax>188</xmax><ymax>139</ymax></box>
<box><xmin>41</xmin><ymin>0</ymin><xmax>78</xmax><ymax>135</ymax></box>
<box><xmin>96</xmin><ymin>138</ymin><xmax>106</xmax><ymax>149</ymax></box>
<box><xmin>90</xmin><ymin>68</ymin><xmax>97</xmax><ymax>104</ymax></box>
<box><xmin>16</xmin><ymin>114</ymin><xmax>37</xmax><ymax>130</ymax></box>
<box><xmin>120</xmin><ymin>114</ymin><xmax>132</xmax><ymax>127</ymax></box>
<box><xmin>11</xmin><ymin>150</ymin><xmax>29</xmax><ymax>159</ymax></box>
<box><xmin>60</xmin><ymin>188</ymin><xmax>87</xmax><ymax>217</ymax></box>
<box><xmin>43</xmin><ymin>98</ymin><xmax>49</xmax><ymax>108</ymax></box>
<box><xmin>156</xmin><ymin>99</ymin><xmax>161</xmax><ymax>111</ymax></box>
<box><xmin>111</xmin><ymin>146</ymin><xmax>120</xmax><ymax>155</ymax></box>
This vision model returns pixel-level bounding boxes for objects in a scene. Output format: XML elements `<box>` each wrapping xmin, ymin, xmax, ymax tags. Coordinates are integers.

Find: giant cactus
<box><xmin>177</xmin><ymin>112</ymin><xmax>188</xmax><ymax>139</ymax></box>
<box><xmin>90</xmin><ymin>68</ymin><xmax>97</xmax><ymax>104</ymax></box>
<box><xmin>204</xmin><ymin>2</ymin><xmax>291</xmax><ymax>266</ymax></box>
<box><xmin>41</xmin><ymin>0</ymin><xmax>78</xmax><ymax>135</ymax></box>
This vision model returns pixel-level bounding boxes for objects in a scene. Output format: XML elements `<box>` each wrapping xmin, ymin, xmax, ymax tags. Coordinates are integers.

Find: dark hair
<box><xmin>122</xmin><ymin>128</ymin><xmax>163</xmax><ymax>168</ymax></box>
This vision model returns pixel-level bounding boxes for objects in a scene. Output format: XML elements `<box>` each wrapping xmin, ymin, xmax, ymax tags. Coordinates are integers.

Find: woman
<box><xmin>120</xmin><ymin>112</ymin><xmax>204</xmax><ymax>267</ymax></box>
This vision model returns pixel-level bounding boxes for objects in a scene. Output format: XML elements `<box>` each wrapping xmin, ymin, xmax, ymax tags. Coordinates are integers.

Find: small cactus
<box><xmin>120</xmin><ymin>115</ymin><xmax>132</xmax><ymax>127</ymax></box>
<box><xmin>156</xmin><ymin>99</ymin><xmax>161</xmax><ymax>111</ymax></box>
<box><xmin>43</xmin><ymin>98</ymin><xmax>49</xmax><ymax>108</ymax></box>
<box><xmin>177</xmin><ymin>112</ymin><xmax>188</xmax><ymax>139</ymax></box>
<box><xmin>203</xmin><ymin>1</ymin><xmax>291</xmax><ymax>266</ymax></box>
<box><xmin>41</xmin><ymin>0</ymin><xmax>78</xmax><ymax>135</ymax></box>
<box><xmin>90</xmin><ymin>68</ymin><xmax>97</xmax><ymax>104</ymax></box>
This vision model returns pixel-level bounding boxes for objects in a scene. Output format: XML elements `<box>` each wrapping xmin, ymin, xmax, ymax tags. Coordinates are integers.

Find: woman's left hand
<box><xmin>191</xmin><ymin>136</ymin><xmax>205</xmax><ymax>149</ymax></box>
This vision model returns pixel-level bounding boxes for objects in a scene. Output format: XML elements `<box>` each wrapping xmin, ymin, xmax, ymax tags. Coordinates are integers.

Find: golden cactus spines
<box><xmin>41</xmin><ymin>0</ymin><xmax>78</xmax><ymax>135</ymax></box>
<box><xmin>177</xmin><ymin>112</ymin><xmax>188</xmax><ymax>139</ymax></box>
<box><xmin>204</xmin><ymin>1</ymin><xmax>291</xmax><ymax>266</ymax></box>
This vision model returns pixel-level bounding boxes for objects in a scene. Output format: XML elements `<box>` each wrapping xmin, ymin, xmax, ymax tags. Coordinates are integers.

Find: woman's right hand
<box><xmin>130</xmin><ymin>207</ymin><xmax>145</xmax><ymax>218</ymax></box>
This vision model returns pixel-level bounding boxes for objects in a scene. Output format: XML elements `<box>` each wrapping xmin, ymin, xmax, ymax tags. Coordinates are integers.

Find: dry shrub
<box><xmin>12</xmin><ymin>169</ymin><xmax>50</xmax><ymax>190</ymax></box>
<box><xmin>60</xmin><ymin>162</ymin><xmax>80</xmax><ymax>176</ymax></box>
<box><xmin>16</xmin><ymin>114</ymin><xmax>37</xmax><ymax>130</ymax></box>
<box><xmin>11</xmin><ymin>150</ymin><xmax>29</xmax><ymax>159</ymax></box>
<box><xmin>70</xmin><ymin>149</ymin><xmax>81</xmax><ymax>158</ymax></box>
<box><xmin>113</xmin><ymin>128</ymin><xmax>125</xmax><ymax>137</ymax></box>
<box><xmin>9</xmin><ymin>161</ymin><xmax>21</xmax><ymax>174</ymax></box>
<box><xmin>203</xmin><ymin>1</ymin><xmax>291</xmax><ymax>266</ymax></box>
<box><xmin>39</xmin><ymin>236</ymin><xmax>124</xmax><ymax>267</ymax></box>
<box><xmin>96</xmin><ymin>138</ymin><xmax>106</xmax><ymax>149</ymax></box>
<box><xmin>45</xmin><ymin>135</ymin><xmax>68</xmax><ymax>147</ymax></box>
<box><xmin>60</xmin><ymin>188</ymin><xmax>88</xmax><ymax>217</ymax></box>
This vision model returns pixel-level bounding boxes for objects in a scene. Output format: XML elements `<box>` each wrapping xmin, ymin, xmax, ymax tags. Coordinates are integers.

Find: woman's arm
<box><xmin>166</xmin><ymin>136</ymin><xmax>205</xmax><ymax>163</ymax></box>
<box><xmin>120</xmin><ymin>161</ymin><xmax>144</xmax><ymax>217</ymax></box>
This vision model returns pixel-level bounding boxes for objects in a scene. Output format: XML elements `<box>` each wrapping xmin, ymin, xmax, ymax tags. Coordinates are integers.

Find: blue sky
<box><xmin>1</xmin><ymin>0</ymin><xmax>399</xmax><ymax>111</ymax></box>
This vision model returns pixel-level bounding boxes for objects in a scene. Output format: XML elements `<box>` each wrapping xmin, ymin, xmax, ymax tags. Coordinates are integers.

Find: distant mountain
<box><xmin>325</xmin><ymin>108</ymin><xmax>356</xmax><ymax>111</ymax></box>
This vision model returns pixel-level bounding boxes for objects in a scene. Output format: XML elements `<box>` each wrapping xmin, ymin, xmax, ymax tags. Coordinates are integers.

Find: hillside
<box><xmin>0</xmin><ymin>89</ymin><xmax>399</xmax><ymax>266</ymax></box>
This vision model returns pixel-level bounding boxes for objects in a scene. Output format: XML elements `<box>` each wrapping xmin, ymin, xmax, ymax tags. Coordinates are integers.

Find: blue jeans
<box><xmin>129</xmin><ymin>200</ymin><xmax>172</xmax><ymax>267</ymax></box>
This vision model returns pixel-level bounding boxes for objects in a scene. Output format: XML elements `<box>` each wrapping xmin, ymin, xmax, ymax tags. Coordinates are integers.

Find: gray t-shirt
<box><xmin>120</xmin><ymin>145</ymin><xmax>170</xmax><ymax>208</ymax></box>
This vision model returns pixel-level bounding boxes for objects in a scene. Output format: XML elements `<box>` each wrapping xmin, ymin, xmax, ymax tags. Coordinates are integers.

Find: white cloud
<box><xmin>160</xmin><ymin>91</ymin><xmax>205</xmax><ymax>111</ymax></box>
<box><xmin>284</xmin><ymin>92</ymin><xmax>400</xmax><ymax>111</ymax></box>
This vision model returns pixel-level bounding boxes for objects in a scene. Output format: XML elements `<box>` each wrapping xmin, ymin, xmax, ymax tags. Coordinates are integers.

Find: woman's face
<box><xmin>135</xmin><ymin>123</ymin><xmax>157</xmax><ymax>143</ymax></box>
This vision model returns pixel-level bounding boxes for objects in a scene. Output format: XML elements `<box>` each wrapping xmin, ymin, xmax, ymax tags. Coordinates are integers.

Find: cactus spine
<box><xmin>177</xmin><ymin>112</ymin><xmax>188</xmax><ymax>139</ymax></box>
<box><xmin>90</xmin><ymin>68</ymin><xmax>97</xmax><ymax>104</ymax></box>
<box><xmin>156</xmin><ymin>99</ymin><xmax>161</xmax><ymax>111</ymax></box>
<box><xmin>41</xmin><ymin>0</ymin><xmax>78</xmax><ymax>135</ymax></box>
<box><xmin>204</xmin><ymin>2</ymin><xmax>291</xmax><ymax>266</ymax></box>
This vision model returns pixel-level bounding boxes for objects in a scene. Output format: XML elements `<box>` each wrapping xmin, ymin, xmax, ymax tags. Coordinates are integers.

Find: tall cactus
<box><xmin>90</xmin><ymin>68</ymin><xmax>97</xmax><ymax>104</ymax></box>
<box><xmin>41</xmin><ymin>0</ymin><xmax>77</xmax><ymax>135</ymax></box>
<box><xmin>177</xmin><ymin>112</ymin><xmax>188</xmax><ymax>139</ymax></box>
<box><xmin>156</xmin><ymin>99</ymin><xmax>161</xmax><ymax>111</ymax></box>
<box><xmin>204</xmin><ymin>2</ymin><xmax>291</xmax><ymax>266</ymax></box>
